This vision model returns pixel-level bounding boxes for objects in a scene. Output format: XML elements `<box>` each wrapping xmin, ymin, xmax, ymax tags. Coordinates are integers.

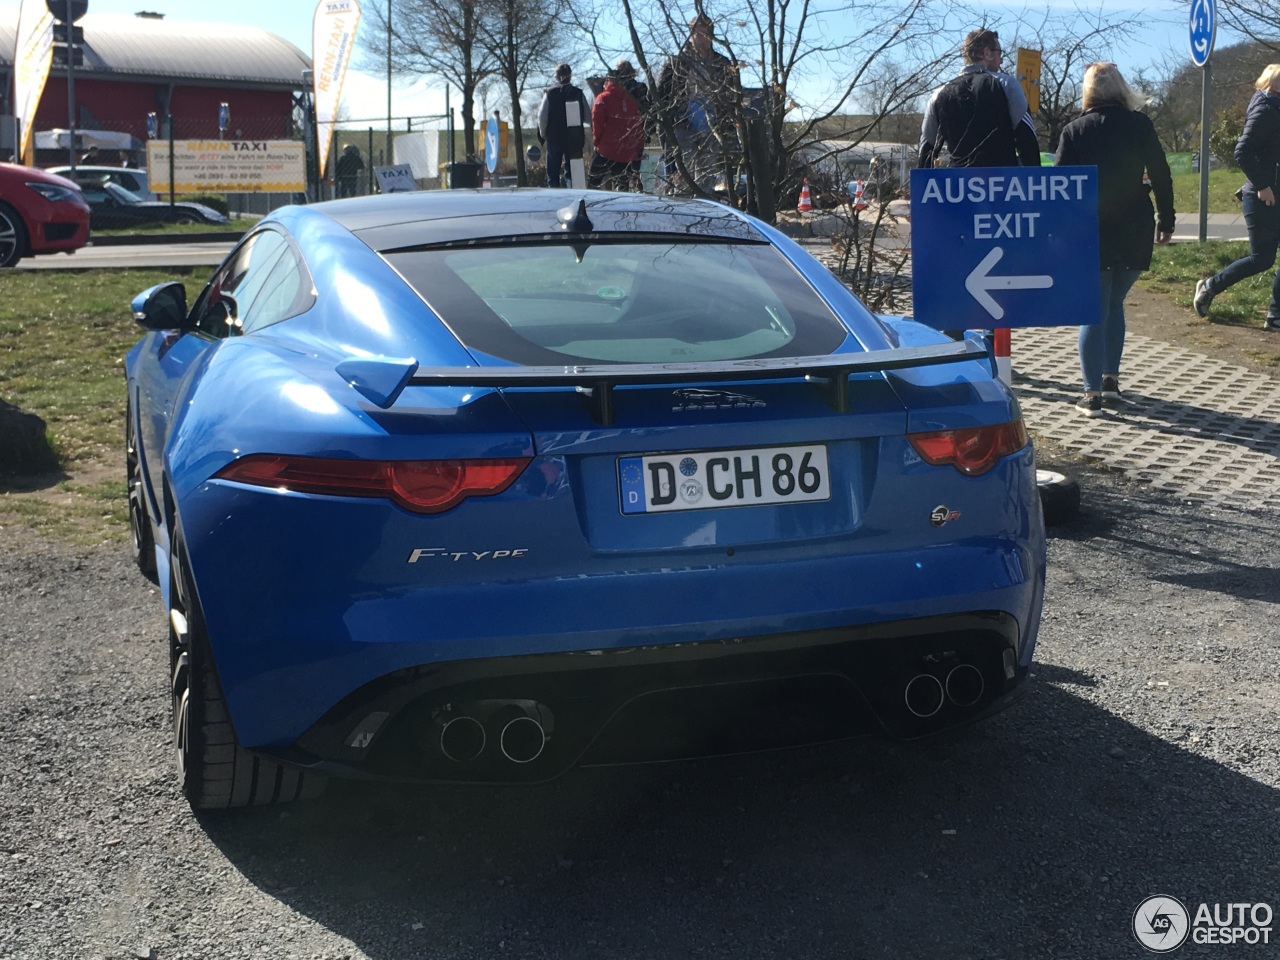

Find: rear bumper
<box><xmin>177</xmin><ymin>444</ymin><xmax>1044</xmax><ymax>751</ymax></box>
<box><xmin>276</xmin><ymin>610</ymin><xmax>1029</xmax><ymax>784</ymax></box>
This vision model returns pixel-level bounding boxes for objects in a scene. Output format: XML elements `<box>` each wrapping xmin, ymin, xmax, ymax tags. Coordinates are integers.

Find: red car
<box><xmin>0</xmin><ymin>162</ymin><xmax>91</xmax><ymax>267</ymax></box>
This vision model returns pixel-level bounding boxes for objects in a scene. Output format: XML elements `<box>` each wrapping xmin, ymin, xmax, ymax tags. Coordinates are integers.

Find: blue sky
<box><xmin>3</xmin><ymin>0</ymin><xmax>1235</xmax><ymax>125</ymax></box>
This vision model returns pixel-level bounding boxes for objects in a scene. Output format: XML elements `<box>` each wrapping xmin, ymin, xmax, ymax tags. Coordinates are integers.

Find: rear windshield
<box><xmin>383</xmin><ymin>240</ymin><xmax>848</xmax><ymax>365</ymax></box>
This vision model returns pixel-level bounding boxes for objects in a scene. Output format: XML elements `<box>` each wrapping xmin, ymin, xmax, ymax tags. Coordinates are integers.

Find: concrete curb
<box><xmin>89</xmin><ymin>231</ymin><xmax>246</xmax><ymax>247</ymax></box>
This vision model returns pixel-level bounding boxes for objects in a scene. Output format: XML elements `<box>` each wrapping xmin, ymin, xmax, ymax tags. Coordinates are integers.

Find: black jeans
<box><xmin>545</xmin><ymin>143</ymin><xmax>577</xmax><ymax>187</ymax></box>
<box><xmin>1209</xmin><ymin>191</ymin><xmax>1280</xmax><ymax>318</ymax></box>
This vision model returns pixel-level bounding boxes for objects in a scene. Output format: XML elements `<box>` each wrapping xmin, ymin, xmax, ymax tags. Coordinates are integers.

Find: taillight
<box><xmin>214</xmin><ymin>455</ymin><xmax>529</xmax><ymax>514</ymax></box>
<box><xmin>907</xmin><ymin>419</ymin><xmax>1029</xmax><ymax>476</ymax></box>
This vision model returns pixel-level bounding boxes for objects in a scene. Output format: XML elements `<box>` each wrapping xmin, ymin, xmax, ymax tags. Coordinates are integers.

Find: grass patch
<box><xmin>1170</xmin><ymin>168</ymin><xmax>1242</xmax><ymax>215</ymax></box>
<box><xmin>0</xmin><ymin>269</ymin><xmax>201</xmax><ymax>543</ymax></box>
<box><xmin>0</xmin><ymin>269</ymin><xmax>199</xmax><ymax>467</ymax></box>
<box><xmin>0</xmin><ymin>478</ymin><xmax>130</xmax><ymax>545</ymax></box>
<box><xmin>92</xmin><ymin>217</ymin><xmax>254</xmax><ymax>237</ymax></box>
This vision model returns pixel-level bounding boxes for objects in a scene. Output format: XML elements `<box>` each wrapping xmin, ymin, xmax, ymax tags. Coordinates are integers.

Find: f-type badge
<box><xmin>930</xmin><ymin>505</ymin><xmax>960</xmax><ymax>527</ymax></box>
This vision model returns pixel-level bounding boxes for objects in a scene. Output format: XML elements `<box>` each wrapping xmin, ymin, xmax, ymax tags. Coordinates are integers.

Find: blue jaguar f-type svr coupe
<box><xmin>124</xmin><ymin>189</ymin><xmax>1045</xmax><ymax>809</ymax></box>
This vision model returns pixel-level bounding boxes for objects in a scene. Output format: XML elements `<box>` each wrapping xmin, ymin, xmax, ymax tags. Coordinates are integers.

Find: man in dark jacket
<box><xmin>919</xmin><ymin>28</ymin><xmax>1040</xmax><ymax>168</ymax></box>
<box><xmin>538</xmin><ymin>64</ymin><xmax>591</xmax><ymax>188</ymax></box>
<box><xmin>335</xmin><ymin>144</ymin><xmax>364</xmax><ymax>197</ymax></box>
<box><xmin>655</xmin><ymin>14</ymin><xmax>738</xmax><ymax>193</ymax></box>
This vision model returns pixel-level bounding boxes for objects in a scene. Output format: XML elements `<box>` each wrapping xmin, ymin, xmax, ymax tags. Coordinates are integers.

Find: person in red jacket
<box><xmin>589</xmin><ymin>61</ymin><xmax>647</xmax><ymax>191</ymax></box>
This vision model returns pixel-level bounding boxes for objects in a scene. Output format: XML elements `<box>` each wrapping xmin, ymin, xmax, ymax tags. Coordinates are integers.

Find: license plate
<box><xmin>619</xmin><ymin>445</ymin><xmax>830</xmax><ymax>514</ymax></box>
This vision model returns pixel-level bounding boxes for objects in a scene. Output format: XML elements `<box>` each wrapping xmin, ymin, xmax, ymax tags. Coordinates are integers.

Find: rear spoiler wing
<box><xmin>337</xmin><ymin>338</ymin><xmax>989</xmax><ymax>426</ymax></box>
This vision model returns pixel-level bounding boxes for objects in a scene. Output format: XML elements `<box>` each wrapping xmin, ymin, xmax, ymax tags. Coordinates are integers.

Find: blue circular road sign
<box><xmin>1189</xmin><ymin>0</ymin><xmax>1216</xmax><ymax>68</ymax></box>
<box><xmin>485</xmin><ymin>116</ymin><xmax>499</xmax><ymax>173</ymax></box>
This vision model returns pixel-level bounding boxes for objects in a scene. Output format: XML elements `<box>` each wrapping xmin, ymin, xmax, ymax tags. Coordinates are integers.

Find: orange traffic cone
<box><xmin>797</xmin><ymin>178</ymin><xmax>813</xmax><ymax>213</ymax></box>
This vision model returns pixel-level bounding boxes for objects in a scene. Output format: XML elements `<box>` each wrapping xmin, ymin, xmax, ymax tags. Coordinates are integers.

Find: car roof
<box><xmin>48</xmin><ymin>165</ymin><xmax>147</xmax><ymax>178</ymax></box>
<box><xmin>0</xmin><ymin>162</ymin><xmax>80</xmax><ymax>189</ymax></box>
<box><xmin>313</xmin><ymin>189</ymin><xmax>766</xmax><ymax>250</ymax></box>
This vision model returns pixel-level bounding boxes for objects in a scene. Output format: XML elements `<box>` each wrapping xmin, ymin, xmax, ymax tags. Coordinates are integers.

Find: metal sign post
<box><xmin>1190</xmin><ymin>0</ymin><xmax>1217</xmax><ymax>243</ymax></box>
<box><xmin>47</xmin><ymin>0</ymin><xmax>89</xmax><ymax>170</ymax></box>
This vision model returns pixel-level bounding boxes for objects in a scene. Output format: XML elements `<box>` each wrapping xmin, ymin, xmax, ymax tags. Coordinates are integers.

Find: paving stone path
<box><xmin>1011</xmin><ymin>326</ymin><xmax>1280</xmax><ymax>512</ymax></box>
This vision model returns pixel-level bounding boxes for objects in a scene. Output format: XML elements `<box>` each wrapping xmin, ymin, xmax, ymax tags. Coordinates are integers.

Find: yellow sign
<box><xmin>1016</xmin><ymin>48</ymin><xmax>1042</xmax><ymax>113</ymax></box>
<box><xmin>146</xmin><ymin>140</ymin><xmax>307</xmax><ymax>193</ymax></box>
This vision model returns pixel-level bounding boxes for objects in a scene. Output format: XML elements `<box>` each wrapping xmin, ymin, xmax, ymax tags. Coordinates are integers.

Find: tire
<box><xmin>0</xmin><ymin>202</ymin><xmax>28</xmax><ymax>268</ymax></box>
<box><xmin>1037</xmin><ymin>469</ymin><xmax>1081</xmax><ymax>526</ymax></box>
<box><xmin>169</xmin><ymin>530</ymin><xmax>325</xmax><ymax>809</ymax></box>
<box><xmin>125</xmin><ymin>402</ymin><xmax>157</xmax><ymax>580</ymax></box>
<box><xmin>173</xmin><ymin>213</ymin><xmax>198</xmax><ymax>225</ymax></box>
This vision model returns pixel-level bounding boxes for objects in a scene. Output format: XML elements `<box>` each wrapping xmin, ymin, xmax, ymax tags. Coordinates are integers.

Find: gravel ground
<box><xmin>2</xmin><ymin>468</ymin><xmax>1278</xmax><ymax>960</ymax></box>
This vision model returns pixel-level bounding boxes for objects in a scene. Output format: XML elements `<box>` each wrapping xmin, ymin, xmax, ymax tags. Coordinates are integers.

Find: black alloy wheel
<box><xmin>0</xmin><ymin>203</ymin><xmax>28</xmax><ymax>268</ymax></box>
<box><xmin>168</xmin><ymin>529</ymin><xmax>324</xmax><ymax>809</ymax></box>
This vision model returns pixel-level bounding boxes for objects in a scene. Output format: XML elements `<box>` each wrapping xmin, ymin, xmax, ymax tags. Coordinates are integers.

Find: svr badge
<box><xmin>930</xmin><ymin>505</ymin><xmax>961</xmax><ymax>527</ymax></box>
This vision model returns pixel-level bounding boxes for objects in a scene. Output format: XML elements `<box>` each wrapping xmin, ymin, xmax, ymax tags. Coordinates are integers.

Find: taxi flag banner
<box><xmin>312</xmin><ymin>0</ymin><xmax>362</xmax><ymax>182</ymax></box>
<box><xmin>13</xmin><ymin>0</ymin><xmax>54</xmax><ymax>165</ymax></box>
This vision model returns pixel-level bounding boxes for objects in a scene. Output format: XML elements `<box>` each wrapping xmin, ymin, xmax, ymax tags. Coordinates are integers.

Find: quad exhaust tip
<box><xmin>438</xmin><ymin>715</ymin><xmax>486</xmax><ymax>763</ymax></box>
<box><xmin>945</xmin><ymin>663</ymin><xmax>985</xmax><ymax>708</ymax></box>
<box><xmin>904</xmin><ymin>673</ymin><xmax>945</xmax><ymax>718</ymax></box>
<box><xmin>499</xmin><ymin>715</ymin><xmax>548</xmax><ymax>764</ymax></box>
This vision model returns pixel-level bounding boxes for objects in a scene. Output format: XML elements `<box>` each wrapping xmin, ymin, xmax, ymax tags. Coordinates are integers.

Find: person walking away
<box><xmin>335</xmin><ymin>144</ymin><xmax>365</xmax><ymax>198</ymax></box>
<box><xmin>1194</xmin><ymin>64</ymin><xmax>1280</xmax><ymax>332</ymax></box>
<box><xmin>1056</xmin><ymin>62</ymin><xmax>1174</xmax><ymax>416</ymax></box>
<box><xmin>589</xmin><ymin>61</ymin><xmax>647</xmax><ymax>191</ymax></box>
<box><xmin>655</xmin><ymin>14</ymin><xmax>738</xmax><ymax>194</ymax></box>
<box><xmin>538</xmin><ymin>64</ymin><xmax>591</xmax><ymax>188</ymax></box>
<box><xmin>919</xmin><ymin>28</ymin><xmax>1040</xmax><ymax>169</ymax></box>
<box><xmin>919</xmin><ymin>27</ymin><xmax>1040</xmax><ymax>343</ymax></box>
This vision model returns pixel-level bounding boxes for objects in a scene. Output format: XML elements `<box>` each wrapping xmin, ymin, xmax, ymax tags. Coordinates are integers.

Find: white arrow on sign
<box><xmin>964</xmin><ymin>246</ymin><xmax>1054</xmax><ymax>320</ymax></box>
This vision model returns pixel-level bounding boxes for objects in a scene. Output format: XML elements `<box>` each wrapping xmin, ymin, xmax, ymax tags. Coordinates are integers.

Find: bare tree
<box><xmin>474</xmin><ymin>0</ymin><xmax>579</xmax><ymax>185</ymax></box>
<box><xmin>1139</xmin><ymin>39</ymin><xmax>1278</xmax><ymax>156</ymax></box>
<box><xmin>1212</xmin><ymin>0</ymin><xmax>1280</xmax><ymax>52</ymax></box>
<box><xmin>1132</xmin><ymin>50</ymin><xmax>1204</xmax><ymax>153</ymax></box>
<box><xmin>360</xmin><ymin>0</ymin><xmax>498</xmax><ymax>162</ymax></box>
<box><xmin>991</xmin><ymin>6</ymin><xmax>1147</xmax><ymax>152</ymax></box>
<box><xmin>581</xmin><ymin>0</ymin><xmax>949</xmax><ymax>222</ymax></box>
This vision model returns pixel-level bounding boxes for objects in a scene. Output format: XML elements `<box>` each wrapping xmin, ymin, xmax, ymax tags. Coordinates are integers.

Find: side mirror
<box><xmin>131</xmin><ymin>281</ymin><xmax>188</xmax><ymax>331</ymax></box>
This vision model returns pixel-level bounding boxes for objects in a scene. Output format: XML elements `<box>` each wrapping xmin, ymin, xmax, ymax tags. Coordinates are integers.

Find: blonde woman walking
<box><xmin>1056</xmin><ymin>62</ymin><xmax>1174</xmax><ymax>415</ymax></box>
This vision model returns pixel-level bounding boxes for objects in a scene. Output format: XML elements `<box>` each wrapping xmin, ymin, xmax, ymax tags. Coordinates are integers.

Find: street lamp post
<box><xmin>65</xmin><ymin>0</ymin><xmax>77</xmax><ymax>171</ymax></box>
<box><xmin>386</xmin><ymin>0</ymin><xmax>392</xmax><ymax>167</ymax></box>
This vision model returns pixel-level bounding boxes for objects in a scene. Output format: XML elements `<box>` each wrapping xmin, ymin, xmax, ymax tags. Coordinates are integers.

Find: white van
<box><xmin>46</xmin><ymin>165</ymin><xmax>156</xmax><ymax>200</ymax></box>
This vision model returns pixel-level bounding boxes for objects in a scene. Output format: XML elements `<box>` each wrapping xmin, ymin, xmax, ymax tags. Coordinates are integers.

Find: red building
<box><xmin>1</xmin><ymin>11</ymin><xmax>309</xmax><ymax>162</ymax></box>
